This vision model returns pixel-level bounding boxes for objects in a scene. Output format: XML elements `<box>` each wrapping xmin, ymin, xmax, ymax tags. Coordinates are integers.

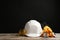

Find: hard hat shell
<box><xmin>24</xmin><ymin>20</ymin><xmax>43</xmax><ymax>37</ymax></box>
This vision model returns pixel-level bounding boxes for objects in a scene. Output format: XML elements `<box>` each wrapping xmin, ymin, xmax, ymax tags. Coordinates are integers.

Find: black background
<box><xmin>0</xmin><ymin>0</ymin><xmax>60</xmax><ymax>33</ymax></box>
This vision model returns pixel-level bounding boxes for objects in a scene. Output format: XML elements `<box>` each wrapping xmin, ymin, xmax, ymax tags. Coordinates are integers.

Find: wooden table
<box><xmin>0</xmin><ymin>33</ymin><xmax>60</xmax><ymax>40</ymax></box>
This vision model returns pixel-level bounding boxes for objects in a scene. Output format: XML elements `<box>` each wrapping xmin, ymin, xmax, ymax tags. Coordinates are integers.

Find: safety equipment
<box><xmin>24</xmin><ymin>20</ymin><xmax>43</xmax><ymax>37</ymax></box>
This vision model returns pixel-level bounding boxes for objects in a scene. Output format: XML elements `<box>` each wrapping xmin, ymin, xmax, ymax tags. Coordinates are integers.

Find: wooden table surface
<box><xmin>0</xmin><ymin>33</ymin><xmax>60</xmax><ymax>40</ymax></box>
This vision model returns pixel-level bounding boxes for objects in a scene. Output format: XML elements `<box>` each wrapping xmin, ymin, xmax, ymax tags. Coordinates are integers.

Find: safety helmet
<box><xmin>24</xmin><ymin>20</ymin><xmax>43</xmax><ymax>37</ymax></box>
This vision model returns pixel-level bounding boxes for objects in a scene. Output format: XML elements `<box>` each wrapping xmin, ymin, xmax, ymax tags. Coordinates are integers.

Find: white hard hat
<box><xmin>24</xmin><ymin>20</ymin><xmax>43</xmax><ymax>37</ymax></box>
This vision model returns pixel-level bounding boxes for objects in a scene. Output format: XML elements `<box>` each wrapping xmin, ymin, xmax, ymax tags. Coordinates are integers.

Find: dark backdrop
<box><xmin>0</xmin><ymin>0</ymin><xmax>60</xmax><ymax>33</ymax></box>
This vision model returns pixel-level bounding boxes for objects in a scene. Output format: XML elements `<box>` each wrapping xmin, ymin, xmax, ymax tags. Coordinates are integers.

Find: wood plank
<box><xmin>0</xmin><ymin>33</ymin><xmax>60</xmax><ymax>40</ymax></box>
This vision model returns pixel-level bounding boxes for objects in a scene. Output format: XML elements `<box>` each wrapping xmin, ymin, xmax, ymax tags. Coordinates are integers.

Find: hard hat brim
<box><xmin>25</xmin><ymin>33</ymin><xmax>40</xmax><ymax>37</ymax></box>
